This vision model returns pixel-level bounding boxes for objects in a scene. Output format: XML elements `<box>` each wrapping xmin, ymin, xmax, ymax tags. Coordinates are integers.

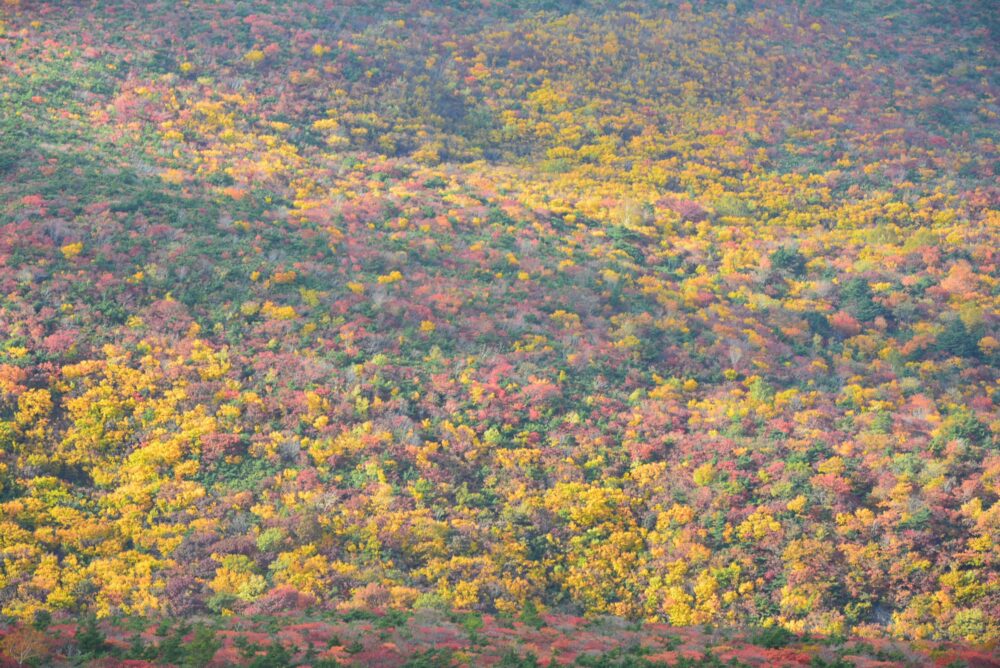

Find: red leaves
<box><xmin>829</xmin><ymin>311</ymin><xmax>861</xmax><ymax>337</ymax></box>
<box><xmin>201</xmin><ymin>432</ymin><xmax>243</xmax><ymax>462</ymax></box>
<box><xmin>41</xmin><ymin>329</ymin><xmax>77</xmax><ymax>355</ymax></box>
<box><xmin>659</xmin><ymin>196</ymin><xmax>709</xmax><ymax>222</ymax></box>
<box><xmin>519</xmin><ymin>378</ymin><xmax>561</xmax><ymax>405</ymax></box>
<box><xmin>244</xmin><ymin>586</ymin><xmax>316</xmax><ymax>615</ymax></box>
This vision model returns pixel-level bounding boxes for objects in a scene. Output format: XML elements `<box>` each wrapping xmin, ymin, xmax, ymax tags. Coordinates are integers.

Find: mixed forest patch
<box><xmin>0</xmin><ymin>0</ymin><xmax>998</xmax><ymax>665</ymax></box>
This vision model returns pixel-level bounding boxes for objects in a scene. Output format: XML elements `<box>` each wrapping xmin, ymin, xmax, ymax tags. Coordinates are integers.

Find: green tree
<box><xmin>184</xmin><ymin>624</ymin><xmax>221</xmax><ymax>668</ymax></box>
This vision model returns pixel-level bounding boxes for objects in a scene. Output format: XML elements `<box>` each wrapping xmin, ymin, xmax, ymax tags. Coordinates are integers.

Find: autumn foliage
<box><xmin>0</xmin><ymin>0</ymin><xmax>998</xmax><ymax>664</ymax></box>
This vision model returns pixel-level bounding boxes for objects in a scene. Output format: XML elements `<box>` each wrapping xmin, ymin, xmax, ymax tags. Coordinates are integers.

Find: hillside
<box><xmin>0</xmin><ymin>0</ymin><xmax>998</xmax><ymax>665</ymax></box>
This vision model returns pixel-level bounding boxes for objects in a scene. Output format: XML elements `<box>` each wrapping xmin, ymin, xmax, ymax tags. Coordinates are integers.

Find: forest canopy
<box><xmin>0</xmin><ymin>0</ymin><xmax>997</xmax><ymax>665</ymax></box>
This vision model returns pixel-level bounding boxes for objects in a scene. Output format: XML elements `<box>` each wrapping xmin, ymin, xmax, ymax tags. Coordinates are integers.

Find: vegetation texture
<box><xmin>0</xmin><ymin>0</ymin><xmax>998</xmax><ymax>665</ymax></box>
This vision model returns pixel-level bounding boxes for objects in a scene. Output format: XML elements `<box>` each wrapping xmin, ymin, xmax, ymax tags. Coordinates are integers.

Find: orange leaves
<box><xmin>20</xmin><ymin>194</ymin><xmax>45</xmax><ymax>208</ymax></box>
<box><xmin>270</xmin><ymin>269</ymin><xmax>297</xmax><ymax>284</ymax></box>
<box><xmin>938</xmin><ymin>260</ymin><xmax>979</xmax><ymax>299</ymax></box>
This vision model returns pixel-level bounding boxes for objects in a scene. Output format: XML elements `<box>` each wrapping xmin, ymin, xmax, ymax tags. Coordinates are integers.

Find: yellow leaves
<box><xmin>938</xmin><ymin>569</ymin><xmax>988</xmax><ymax>606</ymax></box>
<box><xmin>159</xmin><ymin>168</ymin><xmax>185</xmax><ymax>186</ymax></box>
<box><xmin>629</xmin><ymin>462</ymin><xmax>668</xmax><ymax>491</ymax></box>
<box><xmin>527</xmin><ymin>82</ymin><xmax>568</xmax><ymax>113</ymax></box>
<box><xmin>416</xmin><ymin>555</ymin><xmax>495</xmax><ymax>610</ymax></box>
<box><xmin>413</xmin><ymin>141</ymin><xmax>442</xmax><ymax>165</ymax></box>
<box><xmin>839</xmin><ymin>382</ymin><xmax>876</xmax><ymax>410</ymax></box>
<box><xmin>300</xmin><ymin>390</ymin><xmax>327</xmax><ymax>417</ymax></box>
<box><xmin>614</xmin><ymin>334</ymin><xmax>641</xmax><ymax>350</ymax></box>
<box><xmin>779</xmin><ymin>582</ymin><xmax>822</xmax><ymax>617</ymax></box>
<box><xmin>467</xmin><ymin>61</ymin><xmax>490</xmax><ymax>80</ymax></box>
<box><xmin>346</xmin><ymin>281</ymin><xmax>365</xmax><ymax>294</ymax></box>
<box><xmin>645</xmin><ymin>376</ymin><xmax>679</xmax><ymax>401</ymax></box>
<box><xmin>659</xmin><ymin>586</ymin><xmax>695</xmax><ymax>626</ymax></box>
<box><xmin>250</xmin><ymin>500</ymin><xmax>276</xmax><ymax>521</ymax></box>
<box><xmin>692</xmin><ymin>461</ymin><xmax>715</xmax><ymax>486</ymax></box>
<box><xmin>60</xmin><ymin>242</ymin><xmax>83</xmax><ymax>259</ymax></box>
<box><xmin>736</xmin><ymin>510</ymin><xmax>781</xmax><ymax>541</ymax></box>
<box><xmin>448</xmin><ymin>580</ymin><xmax>481</xmax><ymax>609</ymax></box>
<box><xmin>308</xmin><ymin>421</ymin><xmax>381</xmax><ymax>468</ymax></box>
<box><xmin>4</xmin><ymin>345</ymin><xmax>29</xmax><ymax>361</ymax></box>
<box><xmin>514</xmin><ymin>333</ymin><xmax>550</xmax><ymax>353</ymax></box>
<box><xmin>243</xmin><ymin>48</ymin><xmax>266</xmax><ymax>65</ymax></box>
<box><xmin>601</xmin><ymin>33</ymin><xmax>620</xmax><ymax>56</ymax></box>
<box><xmin>817</xmin><ymin>456</ymin><xmax>845</xmax><ymax>476</ymax></box>
<box><xmin>3</xmin><ymin>552</ymin><xmax>81</xmax><ymax>620</ymax></box>
<box><xmin>154</xmin><ymin>478</ymin><xmax>203</xmax><ymax>513</ymax></box>
<box><xmin>87</xmin><ymin>551</ymin><xmax>164</xmax><ymax>618</ymax></box>
<box><xmin>172</xmin><ymin>460</ymin><xmax>200</xmax><ymax>480</ymax></box>
<box><xmin>313</xmin><ymin>117</ymin><xmax>340</xmax><ymax>132</ymax></box>
<box><xmin>211</xmin><ymin>554</ymin><xmax>266</xmax><ymax>602</ymax></box>
<box><xmin>240</xmin><ymin>300</ymin><xmax>260</xmax><ymax>316</ymax></box>
<box><xmin>947</xmin><ymin>609</ymin><xmax>996</xmax><ymax>645</ymax></box>
<box><xmin>419</xmin><ymin>320</ymin><xmax>436</xmax><ymax>333</ymax></box>
<box><xmin>693</xmin><ymin>569</ymin><xmax>720</xmax><ymax>615</ymax></box>
<box><xmin>968</xmin><ymin>534</ymin><xmax>992</xmax><ymax>553</ymax></box>
<box><xmin>786</xmin><ymin>495</ymin><xmax>808</xmax><ymax>513</ymax></box>
<box><xmin>377</xmin><ymin>270</ymin><xmax>404</xmax><ymax>284</ymax></box>
<box><xmin>720</xmin><ymin>246</ymin><xmax>760</xmax><ymax>276</ymax></box>
<box><xmin>15</xmin><ymin>388</ymin><xmax>52</xmax><ymax>428</ymax></box>
<box><xmin>189</xmin><ymin>340</ymin><xmax>230</xmax><ymax>380</ymax></box>
<box><xmin>834</xmin><ymin>512</ymin><xmax>878</xmax><ymax>552</ymax></box>
<box><xmin>270</xmin><ymin>545</ymin><xmax>330</xmax><ymax>596</ymax></box>
<box><xmin>560</xmin><ymin>528</ymin><xmax>645</xmax><ymax>617</ymax></box>
<box><xmin>261</xmin><ymin>301</ymin><xmax>298</xmax><ymax>320</ymax></box>
<box><xmin>657</xmin><ymin>503</ymin><xmax>695</xmax><ymax>530</ymax></box>
<box><xmin>545</xmin><ymin>483</ymin><xmax>628</xmax><ymax>528</ymax></box>
<box><xmin>547</xmin><ymin>145</ymin><xmax>577</xmax><ymax>160</ymax></box>
<box><xmin>126</xmin><ymin>438</ymin><xmax>183</xmax><ymax>475</ymax></box>
<box><xmin>27</xmin><ymin>554</ymin><xmax>60</xmax><ymax>592</ymax></box>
